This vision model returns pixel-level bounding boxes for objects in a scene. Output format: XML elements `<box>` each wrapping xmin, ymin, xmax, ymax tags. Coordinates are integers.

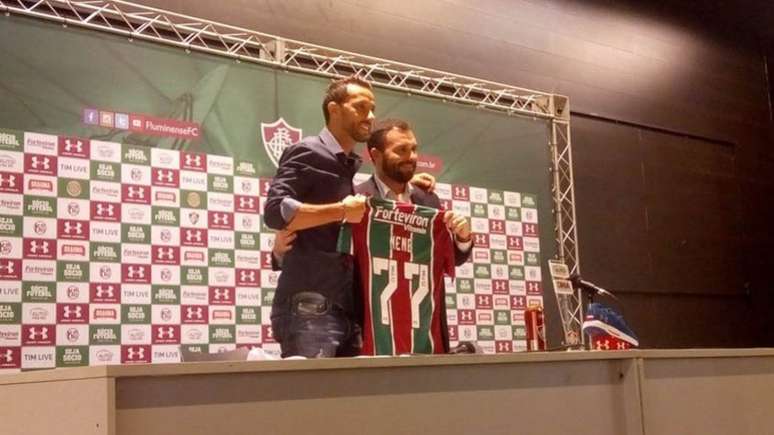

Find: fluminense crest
<box><xmin>260</xmin><ymin>118</ymin><xmax>302</xmax><ymax>168</ymax></box>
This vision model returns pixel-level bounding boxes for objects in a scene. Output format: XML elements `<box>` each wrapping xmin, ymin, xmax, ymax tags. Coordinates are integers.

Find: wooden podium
<box><xmin>2</xmin><ymin>349</ymin><xmax>774</xmax><ymax>435</ymax></box>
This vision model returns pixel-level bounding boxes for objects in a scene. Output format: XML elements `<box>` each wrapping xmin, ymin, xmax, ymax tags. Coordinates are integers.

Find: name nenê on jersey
<box><xmin>390</xmin><ymin>235</ymin><xmax>412</xmax><ymax>253</ymax></box>
<box><xmin>373</xmin><ymin>206</ymin><xmax>429</xmax><ymax>234</ymax></box>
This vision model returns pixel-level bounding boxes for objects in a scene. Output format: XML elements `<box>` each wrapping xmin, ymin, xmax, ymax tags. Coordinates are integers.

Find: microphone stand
<box><xmin>571</xmin><ymin>278</ymin><xmax>620</xmax><ymax>304</ymax></box>
<box><xmin>571</xmin><ymin>278</ymin><xmax>622</xmax><ymax>352</ymax></box>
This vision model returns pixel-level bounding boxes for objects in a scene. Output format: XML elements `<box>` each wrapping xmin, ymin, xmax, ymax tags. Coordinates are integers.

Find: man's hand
<box><xmin>444</xmin><ymin>211</ymin><xmax>471</xmax><ymax>242</ymax></box>
<box><xmin>285</xmin><ymin>196</ymin><xmax>367</xmax><ymax>232</ymax></box>
<box><xmin>272</xmin><ymin>230</ymin><xmax>297</xmax><ymax>258</ymax></box>
<box><xmin>410</xmin><ymin>172</ymin><xmax>436</xmax><ymax>192</ymax></box>
<box><xmin>341</xmin><ymin>194</ymin><xmax>367</xmax><ymax>223</ymax></box>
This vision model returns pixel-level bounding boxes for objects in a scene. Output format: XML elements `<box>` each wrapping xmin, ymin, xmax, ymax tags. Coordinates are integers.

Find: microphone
<box><xmin>569</xmin><ymin>274</ymin><xmax>618</xmax><ymax>300</ymax></box>
<box><xmin>448</xmin><ymin>341</ymin><xmax>483</xmax><ymax>354</ymax></box>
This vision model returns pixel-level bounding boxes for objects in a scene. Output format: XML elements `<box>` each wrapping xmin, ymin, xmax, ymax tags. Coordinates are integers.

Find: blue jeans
<box><xmin>272</xmin><ymin>291</ymin><xmax>361</xmax><ymax>358</ymax></box>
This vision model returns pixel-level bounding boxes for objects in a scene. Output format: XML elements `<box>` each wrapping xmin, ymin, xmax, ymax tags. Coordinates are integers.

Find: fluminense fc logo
<box><xmin>261</xmin><ymin>118</ymin><xmax>302</xmax><ymax>168</ymax></box>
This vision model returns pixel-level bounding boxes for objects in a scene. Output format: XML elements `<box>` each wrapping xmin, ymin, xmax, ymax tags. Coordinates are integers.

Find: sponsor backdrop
<box><xmin>0</xmin><ymin>16</ymin><xmax>554</xmax><ymax>370</ymax></box>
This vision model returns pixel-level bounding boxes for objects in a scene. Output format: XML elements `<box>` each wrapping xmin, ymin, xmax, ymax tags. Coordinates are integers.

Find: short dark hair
<box><xmin>366</xmin><ymin>118</ymin><xmax>412</xmax><ymax>151</ymax></box>
<box><xmin>322</xmin><ymin>76</ymin><xmax>373</xmax><ymax>124</ymax></box>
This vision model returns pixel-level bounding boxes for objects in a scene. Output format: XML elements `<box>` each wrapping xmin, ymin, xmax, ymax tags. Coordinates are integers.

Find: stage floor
<box><xmin>2</xmin><ymin>348</ymin><xmax>773</xmax><ymax>435</ymax></box>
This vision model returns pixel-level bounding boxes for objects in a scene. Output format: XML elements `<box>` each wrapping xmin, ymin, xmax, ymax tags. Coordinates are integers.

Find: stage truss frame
<box><xmin>1</xmin><ymin>0</ymin><xmax>584</xmax><ymax>348</ymax></box>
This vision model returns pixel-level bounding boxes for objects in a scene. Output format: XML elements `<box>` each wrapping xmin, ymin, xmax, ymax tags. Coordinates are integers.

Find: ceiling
<box><xmin>663</xmin><ymin>0</ymin><xmax>774</xmax><ymax>46</ymax></box>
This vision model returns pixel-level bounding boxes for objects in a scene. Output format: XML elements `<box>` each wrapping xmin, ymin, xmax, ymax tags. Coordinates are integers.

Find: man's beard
<box><xmin>384</xmin><ymin>160</ymin><xmax>416</xmax><ymax>183</ymax></box>
<box><xmin>349</xmin><ymin>121</ymin><xmax>371</xmax><ymax>143</ymax></box>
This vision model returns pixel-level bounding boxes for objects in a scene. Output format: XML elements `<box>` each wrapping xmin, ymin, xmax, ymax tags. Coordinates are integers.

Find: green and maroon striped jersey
<box><xmin>338</xmin><ymin>198</ymin><xmax>454</xmax><ymax>355</ymax></box>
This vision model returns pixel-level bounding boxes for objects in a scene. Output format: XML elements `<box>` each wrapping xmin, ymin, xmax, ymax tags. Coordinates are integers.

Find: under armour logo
<box><xmin>126</xmin><ymin>347</ymin><xmax>145</xmax><ymax>359</ymax></box>
<box><xmin>95</xmin><ymin>285</ymin><xmax>115</xmax><ymax>298</ymax></box>
<box><xmin>596</xmin><ymin>340</ymin><xmax>611</xmax><ymax>350</ymax></box>
<box><xmin>0</xmin><ymin>261</ymin><xmax>15</xmax><ymax>274</ymax></box>
<box><xmin>62</xmin><ymin>305</ymin><xmax>83</xmax><ymax>318</ymax></box>
<box><xmin>185</xmin><ymin>230</ymin><xmax>202</xmax><ymax>242</ymax></box>
<box><xmin>497</xmin><ymin>342</ymin><xmax>510</xmax><ymax>352</ymax></box>
<box><xmin>63</xmin><ymin>221</ymin><xmax>84</xmax><ymax>235</ymax></box>
<box><xmin>156</xmin><ymin>170</ymin><xmax>174</xmax><ymax>183</ymax></box>
<box><xmin>29</xmin><ymin>240</ymin><xmax>50</xmax><ymax>254</ymax></box>
<box><xmin>477</xmin><ymin>295</ymin><xmax>491</xmax><ymax>305</ymax></box>
<box><xmin>127</xmin><ymin>186</ymin><xmax>145</xmax><ymax>199</ymax></box>
<box><xmin>212</xmin><ymin>213</ymin><xmax>229</xmax><ymax>225</ymax></box>
<box><xmin>184</xmin><ymin>154</ymin><xmax>202</xmax><ymax>167</ymax></box>
<box><xmin>239</xmin><ymin>197</ymin><xmax>255</xmax><ymax>208</ymax></box>
<box><xmin>474</xmin><ymin>234</ymin><xmax>488</xmax><ymax>245</ymax></box>
<box><xmin>127</xmin><ymin>266</ymin><xmax>146</xmax><ymax>279</ymax></box>
<box><xmin>490</xmin><ymin>221</ymin><xmax>504</xmax><ymax>231</ymax></box>
<box><xmin>239</xmin><ymin>270</ymin><xmax>256</xmax><ymax>282</ymax></box>
<box><xmin>95</xmin><ymin>203</ymin><xmax>115</xmax><ymax>216</ymax></box>
<box><xmin>617</xmin><ymin>342</ymin><xmax>627</xmax><ymax>350</ymax></box>
<box><xmin>0</xmin><ymin>349</ymin><xmax>13</xmax><ymax>363</ymax></box>
<box><xmin>212</xmin><ymin>288</ymin><xmax>230</xmax><ymax>300</ymax></box>
<box><xmin>30</xmin><ymin>156</ymin><xmax>51</xmax><ymax>170</ymax></box>
<box><xmin>156</xmin><ymin>248</ymin><xmax>175</xmax><ymax>260</ymax></box>
<box><xmin>454</xmin><ymin>186</ymin><xmax>466</xmax><ymax>196</ymax></box>
<box><xmin>508</xmin><ymin>237</ymin><xmax>522</xmax><ymax>249</ymax></box>
<box><xmin>0</xmin><ymin>174</ymin><xmax>17</xmax><ymax>188</ymax></box>
<box><xmin>156</xmin><ymin>327</ymin><xmax>175</xmax><ymax>339</ymax></box>
<box><xmin>524</xmin><ymin>224</ymin><xmax>537</xmax><ymax>234</ymax></box>
<box><xmin>28</xmin><ymin>327</ymin><xmax>49</xmax><ymax>340</ymax></box>
<box><xmin>512</xmin><ymin>296</ymin><xmax>525</xmax><ymax>307</ymax></box>
<box><xmin>186</xmin><ymin>306</ymin><xmax>204</xmax><ymax>319</ymax></box>
<box><xmin>460</xmin><ymin>311</ymin><xmax>473</xmax><ymax>321</ymax></box>
<box><xmin>527</xmin><ymin>282</ymin><xmax>540</xmax><ymax>292</ymax></box>
<box><xmin>494</xmin><ymin>281</ymin><xmax>507</xmax><ymax>291</ymax></box>
<box><xmin>64</xmin><ymin>139</ymin><xmax>84</xmax><ymax>153</ymax></box>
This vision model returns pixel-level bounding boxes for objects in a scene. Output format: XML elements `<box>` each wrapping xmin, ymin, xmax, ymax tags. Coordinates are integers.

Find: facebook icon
<box><xmin>83</xmin><ymin>108</ymin><xmax>98</xmax><ymax>125</ymax></box>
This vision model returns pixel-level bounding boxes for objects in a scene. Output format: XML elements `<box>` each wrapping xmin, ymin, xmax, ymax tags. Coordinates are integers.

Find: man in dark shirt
<box><xmin>263</xmin><ymin>76</ymin><xmax>373</xmax><ymax>358</ymax></box>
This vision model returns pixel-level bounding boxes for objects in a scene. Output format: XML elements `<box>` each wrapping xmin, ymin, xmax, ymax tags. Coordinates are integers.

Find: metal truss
<box><xmin>0</xmin><ymin>0</ymin><xmax>555</xmax><ymax>119</ymax></box>
<box><xmin>550</xmin><ymin>103</ymin><xmax>584</xmax><ymax>348</ymax></box>
<box><xmin>1</xmin><ymin>0</ymin><xmax>584</xmax><ymax>348</ymax></box>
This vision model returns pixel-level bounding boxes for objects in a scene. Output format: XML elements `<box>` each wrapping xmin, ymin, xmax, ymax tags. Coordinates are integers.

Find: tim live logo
<box><xmin>83</xmin><ymin>108</ymin><xmax>201</xmax><ymax>140</ymax></box>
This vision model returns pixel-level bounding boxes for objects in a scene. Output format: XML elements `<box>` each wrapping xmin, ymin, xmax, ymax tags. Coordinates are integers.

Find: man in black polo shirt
<box><xmin>264</xmin><ymin>76</ymin><xmax>373</xmax><ymax>358</ymax></box>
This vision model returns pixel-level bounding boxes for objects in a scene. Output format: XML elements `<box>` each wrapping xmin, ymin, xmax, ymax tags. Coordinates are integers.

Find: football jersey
<box><xmin>338</xmin><ymin>197</ymin><xmax>455</xmax><ymax>355</ymax></box>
